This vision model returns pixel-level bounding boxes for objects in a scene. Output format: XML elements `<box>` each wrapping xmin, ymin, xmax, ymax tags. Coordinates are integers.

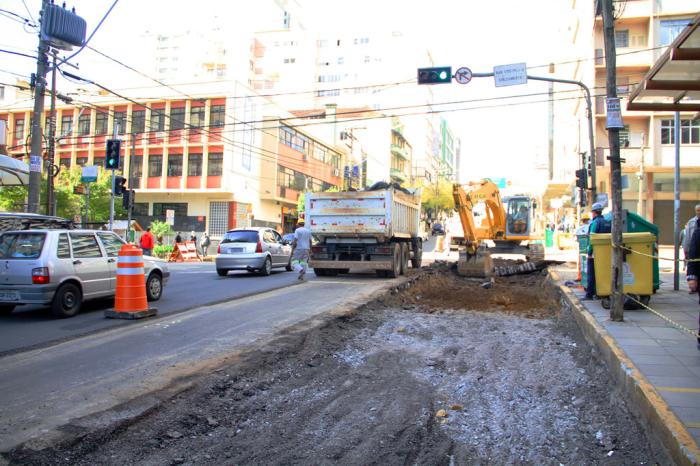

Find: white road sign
<box><xmin>81</xmin><ymin>165</ymin><xmax>98</xmax><ymax>183</ymax></box>
<box><xmin>166</xmin><ymin>209</ymin><xmax>175</xmax><ymax>226</ymax></box>
<box><xmin>606</xmin><ymin>97</ymin><xmax>624</xmax><ymax>129</ymax></box>
<box><xmin>493</xmin><ymin>63</ymin><xmax>528</xmax><ymax>87</ymax></box>
<box><xmin>455</xmin><ymin>67</ymin><xmax>472</xmax><ymax>84</ymax></box>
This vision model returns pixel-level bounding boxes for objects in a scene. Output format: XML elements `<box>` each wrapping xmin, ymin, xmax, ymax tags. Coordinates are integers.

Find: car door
<box><xmin>273</xmin><ymin>230</ymin><xmax>292</xmax><ymax>263</ymax></box>
<box><xmin>262</xmin><ymin>230</ymin><xmax>282</xmax><ymax>266</ymax></box>
<box><xmin>69</xmin><ymin>232</ymin><xmax>110</xmax><ymax>298</ymax></box>
<box><xmin>96</xmin><ymin>232</ymin><xmax>125</xmax><ymax>294</ymax></box>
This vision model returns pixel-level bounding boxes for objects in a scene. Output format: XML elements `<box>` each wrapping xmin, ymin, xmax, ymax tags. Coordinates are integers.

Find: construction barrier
<box><xmin>105</xmin><ymin>244</ymin><xmax>157</xmax><ymax>320</ymax></box>
<box><xmin>168</xmin><ymin>241</ymin><xmax>201</xmax><ymax>262</ymax></box>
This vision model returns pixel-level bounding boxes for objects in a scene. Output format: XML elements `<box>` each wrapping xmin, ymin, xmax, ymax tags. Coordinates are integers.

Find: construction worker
<box><xmin>575</xmin><ymin>213</ymin><xmax>591</xmax><ymax>236</ymax></box>
<box><xmin>584</xmin><ymin>202</ymin><xmax>610</xmax><ymax>300</ymax></box>
<box><xmin>291</xmin><ymin>218</ymin><xmax>312</xmax><ymax>280</ymax></box>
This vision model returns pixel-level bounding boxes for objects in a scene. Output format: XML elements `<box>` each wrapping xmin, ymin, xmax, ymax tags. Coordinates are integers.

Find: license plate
<box><xmin>0</xmin><ymin>290</ymin><xmax>19</xmax><ymax>301</ymax></box>
<box><xmin>228</xmin><ymin>248</ymin><xmax>244</xmax><ymax>253</ymax></box>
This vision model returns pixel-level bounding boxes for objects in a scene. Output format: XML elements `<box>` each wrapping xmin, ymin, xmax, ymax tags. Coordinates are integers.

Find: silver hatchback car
<box><xmin>0</xmin><ymin>229</ymin><xmax>170</xmax><ymax>318</ymax></box>
<box><xmin>216</xmin><ymin>227</ymin><xmax>293</xmax><ymax>276</ymax></box>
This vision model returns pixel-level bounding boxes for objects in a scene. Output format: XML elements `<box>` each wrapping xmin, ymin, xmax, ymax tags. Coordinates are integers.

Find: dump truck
<box><xmin>306</xmin><ymin>185</ymin><xmax>422</xmax><ymax>278</ymax></box>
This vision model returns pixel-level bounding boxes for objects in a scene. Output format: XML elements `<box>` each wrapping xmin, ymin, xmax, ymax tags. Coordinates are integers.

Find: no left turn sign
<box><xmin>455</xmin><ymin>67</ymin><xmax>472</xmax><ymax>85</ymax></box>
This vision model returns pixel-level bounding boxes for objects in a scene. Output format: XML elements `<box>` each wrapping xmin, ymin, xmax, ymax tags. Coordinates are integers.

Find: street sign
<box><xmin>493</xmin><ymin>63</ymin><xmax>527</xmax><ymax>87</ymax></box>
<box><xmin>454</xmin><ymin>67</ymin><xmax>472</xmax><ymax>85</ymax></box>
<box><xmin>73</xmin><ymin>185</ymin><xmax>85</xmax><ymax>195</ymax></box>
<box><xmin>166</xmin><ymin>209</ymin><xmax>175</xmax><ymax>226</ymax></box>
<box><xmin>81</xmin><ymin>165</ymin><xmax>98</xmax><ymax>183</ymax></box>
<box><xmin>605</xmin><ymin>97</ymin><xmax>624</xmax><ymax>129</ymax></box>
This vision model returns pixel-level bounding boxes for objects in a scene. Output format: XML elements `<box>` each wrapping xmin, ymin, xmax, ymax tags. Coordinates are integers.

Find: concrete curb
<box><xmin>549</xmin><ymin>269</ymin><xmax>700</xmax><ymax>466</ymax></box>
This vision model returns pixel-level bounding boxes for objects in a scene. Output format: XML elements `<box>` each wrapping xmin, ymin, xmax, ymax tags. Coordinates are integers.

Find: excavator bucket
<box><xmin>457</xmin><ymin>249</ymin><xmax>494</xmax><ymax>278</ymax></box>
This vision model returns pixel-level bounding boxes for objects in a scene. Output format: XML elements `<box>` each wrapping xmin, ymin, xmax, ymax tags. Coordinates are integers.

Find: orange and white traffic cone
<box><xmin>105</xmin><ymin>244</ymin><xmax>157</xmax><ymax>319</ymax></box>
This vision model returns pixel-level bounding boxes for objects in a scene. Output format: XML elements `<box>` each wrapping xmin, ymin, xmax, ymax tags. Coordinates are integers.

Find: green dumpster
<box><xmin>545</xmin><ymin>229</ymin><xmax>554</xmax><ymax>248</ymax></box>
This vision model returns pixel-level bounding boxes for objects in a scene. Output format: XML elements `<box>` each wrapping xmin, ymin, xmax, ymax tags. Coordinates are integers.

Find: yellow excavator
<box><xmin>452</xmin><ymin>180</ymin><xmax>544</xmax><ymax>277</ymax></box>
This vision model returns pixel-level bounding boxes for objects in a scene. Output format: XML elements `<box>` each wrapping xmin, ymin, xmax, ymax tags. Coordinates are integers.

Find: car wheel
<box><xmin>51</xmin><ymin>283</ymin><xmax>82</xmax><ymax>318</ymax></box>
<box><xmin>146</xmin><ymin>272</ymin><xmax>163</xmax><ymax>301</ymax></box>
<box><xmin>217</xmin><ymin>268</ymin><xmax>228</xmax><ymax>277</ymax></box>
<box><xmin>259</xmin><ymin>257</ymin><xmax>272</xmax><ymax>276</ymax></box>
<box><xmin>0</xmin><ymin>304</ymin><xmax>16</xmax><ymax>314</ymax></box>
<box><xmin>286</xmin><ymin>258</ymin><xmax>293</xmax><ymax>272</ymax></box>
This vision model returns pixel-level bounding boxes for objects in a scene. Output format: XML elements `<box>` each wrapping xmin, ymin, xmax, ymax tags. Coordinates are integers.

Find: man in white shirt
<box><xmin>292</xmin><ymin>218</ymin><xmax>312</xmax><ymax>280</ymax></box>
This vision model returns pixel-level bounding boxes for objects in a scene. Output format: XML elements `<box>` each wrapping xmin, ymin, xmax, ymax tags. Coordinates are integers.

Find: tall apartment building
<box><xmin>565</xmin><ymin>0</ymin><xmax>699</xmax><ymax>243</ymax></box>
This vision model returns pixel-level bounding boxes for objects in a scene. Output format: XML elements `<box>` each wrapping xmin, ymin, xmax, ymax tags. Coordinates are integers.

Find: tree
<box><xmin>149</xmin><ymin>220</ymin><xmax>173</xmax><ymax>245</ymax></box>
<box><xmin>53</xmin><ymin>166</ymin><xmax>126</xmax><ymax>222</ymax></box>
<box><xmin>421</xmin><ymin>179</ymin><xmax>454</xmax><ymax>219</ymax></box>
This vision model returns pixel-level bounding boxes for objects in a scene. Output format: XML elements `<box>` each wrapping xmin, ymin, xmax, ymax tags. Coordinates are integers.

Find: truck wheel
<box><xmin>399</xmin><ymin>243</ymin><xmax>409</xmax><ymax>275</ymax></box>
<box><xmin>411</xmin><ymin>238</ymin><xmax>423</xmax><ymax>269</ymax></box>
<box><xmin>387</xmin><ymin>243</ymin><xmax>401</xmax><ymax>278</ymax></box>
<box><xmin>376</xmin><ymin>270</ymin><xmax>387</xmax><ymax>278</ymax></box>
<box><xmin>326</xmin><ymin>269</ymin><xmax>339</xmax><ymax>276</ymax></box>
<box><xmin>0</xmin><ymin>304</ymin><xmax>15</xmax><ymax>314</ymax></box>
<box><xmin>314</xmin><ymin>268</ymin><xmax>326</xmax><ymax>276</ymax></box>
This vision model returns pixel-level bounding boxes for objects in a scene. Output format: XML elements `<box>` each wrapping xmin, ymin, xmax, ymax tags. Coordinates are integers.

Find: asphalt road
<box><xmin>0</xmin><ymin>262</ymin><xmax>312</xmax><ymax>355</ymax></box>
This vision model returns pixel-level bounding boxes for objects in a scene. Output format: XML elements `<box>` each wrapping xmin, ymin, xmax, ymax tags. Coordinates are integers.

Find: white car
<box><xmin>0</xmin><ymin>229</ymin><xmax>169</xmax><ymax>318</ymax></box>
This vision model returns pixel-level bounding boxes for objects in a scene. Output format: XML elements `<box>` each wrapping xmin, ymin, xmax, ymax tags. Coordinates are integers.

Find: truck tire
<box><xmin>400</xmin><ymin>243</ymin><xmax>409</xmax><ymax>275</ymax></box>
<box><xmin>387</xmin><ymin>243</ymin><xmax>401</xmax><ymax>278</ymax></box>
<box><xmin>314</xmin><ymin>268</ymin><xmax>327</xmax><ymax>277</ymax></box>
<box><xmin>376</xmin><ymin>270</ymin><xmax>387</xmax><ymax>278</ymax></box>
<box><xmin>411</xmin><ymin>238</ymin><xmax>423</xmax><ymax>269</ymax></box>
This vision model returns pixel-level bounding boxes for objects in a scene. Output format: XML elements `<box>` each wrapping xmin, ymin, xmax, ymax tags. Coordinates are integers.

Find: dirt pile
<box><xmin>5</xmin><ymin>268</ymin><xmax>662</xmax><ymax>465</ymax></box>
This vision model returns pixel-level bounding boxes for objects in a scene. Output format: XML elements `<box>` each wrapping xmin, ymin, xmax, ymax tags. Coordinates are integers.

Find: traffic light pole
<box><xmin>109</xmin><ymin>123</ymin><xmax>119</xmax><ymax>231</ymax></box>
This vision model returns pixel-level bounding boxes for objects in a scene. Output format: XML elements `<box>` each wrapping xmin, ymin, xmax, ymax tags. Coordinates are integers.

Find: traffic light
<box><xmin>114</xmin><ymin>175</ymin><xmax>127</xmax><ymax>196</ymax></box>
<box><xmin>105</xmin><ymin>139</ymin><xmax>121</xmax><ymax>169</ymax></box>
<box><xmin>417</xmin><ymin>67</ymin><xmax>452</xmax><ymax>85</ymax></box>
<box><xmin>575</xmin><ymin>168</ymin><xmax>588</xmax><ymax>189</ymax></box>
<box><xmin>122</xmin><ymin>189</ymin><xmax>134</xmax><ymax>209</ymax></box>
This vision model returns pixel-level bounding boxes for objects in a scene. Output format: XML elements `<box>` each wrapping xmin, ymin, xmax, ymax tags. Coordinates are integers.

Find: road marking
<box><xmin>657</xmin><ymin>386</ymin><xmax>700</xmax><ymax>394</ymax></box>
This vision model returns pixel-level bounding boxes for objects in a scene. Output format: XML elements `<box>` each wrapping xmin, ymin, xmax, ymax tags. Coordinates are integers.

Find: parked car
<box><xmin>283</xmin><ymin>233</ymin><xmax>296</xmax><ymax>244</ymax></box>
<box><xmin>0</xmin><ymin>212</ymin><xmax>73</xmax><ymax>233</ymax></box>
<box><xmin>0</xmin><ymin>229</ymin><xmax>170</xmax><ymax>318</ymax></box>
<box><xmin>431</xmin><ymin>222</ymin><xmax>445</xmax><ymax>236</ymax></box>
<box><xmin>216</xmin><ymin>227</ymin><xmax>293</xmax><ymax>276</ymax></box>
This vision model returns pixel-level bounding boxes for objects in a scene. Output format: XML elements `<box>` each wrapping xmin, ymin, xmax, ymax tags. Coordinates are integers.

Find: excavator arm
<box><xmin>452</xmin><ymin>180</ymin><xmax>507</xmax><ymax>254</ymax></box>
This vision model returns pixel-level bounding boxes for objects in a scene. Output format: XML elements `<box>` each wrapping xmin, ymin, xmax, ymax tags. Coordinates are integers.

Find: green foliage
<box><xmin>0</xmin><ymin>185</ymin><xmax>28</xmax><ymax>212</ymax></box>
<box><xmin>421</xmin><ymin>179</ymin><xmax>454</xmax><ymax>214</ymax></box>
<box><xmin>149</xmin><ymin>220</ymin><xmax>173</xmax><ymax>244</ymax></box>
<box><xmin>53</xmin><ymin>166</ymin><xmax>126</xmax><ymax>222</ymax></box>
<box><xmin>153</xmin><ymin>244</ymin><xmax>173</xmax><ymax>258</ymax></box>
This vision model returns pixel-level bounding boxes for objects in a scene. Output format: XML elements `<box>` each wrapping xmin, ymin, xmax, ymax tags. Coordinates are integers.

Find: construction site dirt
<box><xmin>7</xmin><ymin>264</ymin><xmax>665</xmax><ymax>465</ymax></box>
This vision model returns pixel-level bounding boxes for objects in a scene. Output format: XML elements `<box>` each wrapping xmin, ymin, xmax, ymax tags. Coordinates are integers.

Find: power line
<box><xmin>0</xmin><ymin>48</ymin><xmax>36</xmax><ymax>59</ymax></box>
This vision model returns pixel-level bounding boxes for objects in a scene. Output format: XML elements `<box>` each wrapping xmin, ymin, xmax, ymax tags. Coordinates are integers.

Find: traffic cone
<box><xmin>105</xmin><ymin>244</ymin><xmax>157</xmax><ymax>319</ymax></box>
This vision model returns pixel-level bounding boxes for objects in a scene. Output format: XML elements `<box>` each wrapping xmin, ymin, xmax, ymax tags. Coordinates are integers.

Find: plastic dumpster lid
<box><xmin>625</xmin><ymin>211</ymin><xmax>659</xmax><ymax>235</ymax></box>
<box><xmin>589</xmin><ymin>232</ymin><xmax>656</xmax><ymax>245</ymax></box>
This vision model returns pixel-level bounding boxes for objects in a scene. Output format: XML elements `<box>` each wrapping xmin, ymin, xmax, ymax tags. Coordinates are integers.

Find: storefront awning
<box><xmin>0</xmin><ymin>154</ymin><xmax>29</xmax><ymax>186</ymax></box>
<box><xmin>627</xmin><ymin>13</ymin><xmax>700</xmax><ymax>113</ymax></box>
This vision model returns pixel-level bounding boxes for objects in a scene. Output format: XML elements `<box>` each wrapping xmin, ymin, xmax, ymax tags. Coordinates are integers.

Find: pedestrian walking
<box><xmin>291</xmin><ymin>218</ymin><xmax>312</xmax><ymax>280</ymax></box>
<box><xmin>175</xmin><ymin>232</ymin><xmax>182</xmax><ymax>244</ymax></box>
<box><xmin>686</xmin><ymin>224</ymin><xmax>700</xmax><ymax>350</ymax></box>
<box><xmin>200</xmin><ymin>232</ymin><xmax>211</xmax><ymax>258</ymax></box>
<box><xmin>584</xmin><ymin>202</ymin><xmax>611</xmax><ymax>300</ymax></box>
<box><xmin>683</xmin><ymin>204</ymin><xmax>700</xmax><ymax>293</ymax></box>
<box><xmin>140</xmin><ymin>227</ymin><xmax>155</xmax><ymax>257</ymax></box>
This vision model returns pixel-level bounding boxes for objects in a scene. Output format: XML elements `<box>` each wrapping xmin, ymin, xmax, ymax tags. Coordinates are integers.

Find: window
<box><xmin>190</xmin><ymin>106</ymin><xmax>204</xmax><ymax>128</ymax></box>
<box><xmin>283</xmin><ymin>57</ymin><xmax>296</xmax><ymax>64</ymax></box>
<box><xmin>313</xmin><ymin>144</ymin><xmax>327</xmax><ymax>163</ymax></box>
<box><xmin>208</xmin><ymin>201</ymin><xmax>229</xmax><ymax>237</ymax></box>
<box><xmin>78</xmin><ymin>113</ymin><xmax>90</xmax><ymax>136</ymax></box>
<box><xmin>0</xmin><ymin>85</ymin><xmax>4</xmax><ymax>100</ymax></box>
<box><xmin>150</xmin><ymin>110</ymin><xmax>165</xmax><ymax>132</ymax></box>
<box><xmin>153</xmin><ymin>203</ymin><xmax>187</xmax><ymax>216</ymax></box>
<box><xmin>133</xmin><ymin>203</ymin><xmax>149</xmax><ymax>216</ymax></box>
<box><xmin>170</xmin><ymin>106</ymin><xmax>185</xmax><ymax>130</ymax></box>
<box><xmin>277</xmin><ymin>165</ymin><xmax>306</xmax><ymax>191</ymax></box>
<box><xmin>95</xmin><ymin>111</ymin><xmax>107</xmax><ymax>135</ymax></box>
<box><xmin>207</xmin><ymin>152</ymin><xmax>223</xmax><ymax>176</ymax></box>
<box><xmin>616</xmin><ymin>76</ymin><xmax>629</xmax><ymax>95</ymax></box>
<box><xmin>661</xmin><ymin>119</ymin><xmax>700</xmax><ymax>145</ymax></box>
<box><xmin>660</xmin><ymin>19</ymin><xmax>691</xmax><ymax>46</ymax></box>
<box><xmin>69</xmin><ymin>233</ymin><xmax>102</xmax><ymax>258</ymax></box>
<box><xmin>13</xmin><ymin>119</ymin><xmax>24</xmax><ymax>140</ymax></box>
<box><xmin>210</xmin><ymin>105</ymin><xmax>225</xmax><ymax>128</ymax></box>
<box><xmin>614</xmin><ymin>30</ymin><xmax>629</xmax><ymax>48</ymax></box>
<box><xmin>167</xmin><ymin>154</ymin><xmax>182</xmax><ymax>176</ymax></box>
<box><xmin>97</xmin><ymin>232</ymin><xmax>124</xmax><ymax>257</ymax></box>
<box><xmin>280</xmin><ymin>125</ymin><xmax>294</xmax><ymax>146</ymax></box>
<box><xmin>57</xmin><ymin>233</ymin><xmax>70</xmax><ymax>258</ymax></box>
<box><xmin>93</xmin><ymin>156</ymin><xmax>105</xmax><ymax>167</ymax></box>
<box><xmin>61</xmin><ymin>115</ymin><xmax>73</xmax><ymax>135</ymax></box>
<box><xmin>0</xmin><ymin>233</ymin><xmax>45</xmax><ymax>259</ymax></box>
<box><xmin>132</xmin><ymin>110</ymin><xmax>146</xmax><ymax>134</ymax></box>
<box><xmin>113</xmin><ymin>111</ymin><xmax>126</xmax><ymax>135</ymax></box>
<box><xmin>148</xmin><ymin>154</ymin><xmax>163</xmax><ymax>177</ymax></box>
<box><xmin>130</xmin><ymin>155</ymin><xmax>143</xmax><ymax>178</ymax></box>
<box><xmin>76</xmin><ymin>157</ymin><xmax>88</xmax><ymax>166</ymax></box>
<box><xmin>188</xmin><ymin>153</ymin><xmax>202</xmax><ymax>176</ymax></box>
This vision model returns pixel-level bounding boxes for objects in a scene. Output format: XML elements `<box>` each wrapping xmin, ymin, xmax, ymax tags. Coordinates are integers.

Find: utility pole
<box><xmin>46</xmin><ymin>50</ymin><xmax>58</xmax><ymax>216</ymax></box>
<box><xmin>601</xmin><ymin>0</ymin><xmax>625</xmax><ymax>321</ymax></box>
<box><xmin>126</xmin><ymin>132</ymin><xmax>136</xmax><ymax>242</ymax></box>
<box><xmin>28</xmin><ymin>0</ymin><xmax>50</xmax><ymax>213</ymax></box>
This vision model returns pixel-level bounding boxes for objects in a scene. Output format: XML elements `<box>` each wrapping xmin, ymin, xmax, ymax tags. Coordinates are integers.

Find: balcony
<box><xmin>390</xmin><ymin>143</ymin><xmax>409</xmax><ymax>161</ymax></box>
<box><xmin>390</xmin><ymin>168</ymin><xmax>406</xmax><ymax>183</ymax></box>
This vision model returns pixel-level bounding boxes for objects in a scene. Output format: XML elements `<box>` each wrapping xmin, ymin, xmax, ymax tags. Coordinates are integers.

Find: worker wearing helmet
<box><xmin>291</xmin><ymin>217</ymin><xmax>312</xmax><ymax>280</ymax></box>
<box><xmin>584</xmin><ymin>202</ymin><xmax>607</xmax><ymax>300</ymax></box>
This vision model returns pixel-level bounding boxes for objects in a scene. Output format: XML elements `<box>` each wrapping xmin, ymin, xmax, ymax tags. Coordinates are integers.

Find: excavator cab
<box><xmin>506</xmin><ymin>197</ymin><xmax>532</xmax><ymax>236</ymax></box>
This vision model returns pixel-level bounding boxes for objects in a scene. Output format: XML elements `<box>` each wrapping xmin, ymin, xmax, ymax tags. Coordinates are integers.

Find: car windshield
<box><xmin>221</xmin><ymin>230</ymin><xmax>259</xmax><ymax>244</ymax></box>
<box><xmin>0</xmin><ymin>232</ymin><xmax>46</xmax><ymax>259</ymax></box>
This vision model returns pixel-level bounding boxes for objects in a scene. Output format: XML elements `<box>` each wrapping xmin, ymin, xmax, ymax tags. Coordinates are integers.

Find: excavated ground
<box><xmin>6</xmin><ymin>263</ymin><xmax>663</xmax><ymax>465</ymax></box>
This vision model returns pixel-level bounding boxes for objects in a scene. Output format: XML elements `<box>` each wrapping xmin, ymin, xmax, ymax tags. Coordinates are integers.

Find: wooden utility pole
<box><xmin>601</xmin><ymin>0</ymin><xmax>625</xmax><ymax>321</ymax></box>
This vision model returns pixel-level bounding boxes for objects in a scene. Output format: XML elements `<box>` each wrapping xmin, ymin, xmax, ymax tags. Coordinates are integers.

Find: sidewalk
<box><xmin>553</xmin><ymin>262</ymin><xmax>700</xmax><ymax>465</ymax></box>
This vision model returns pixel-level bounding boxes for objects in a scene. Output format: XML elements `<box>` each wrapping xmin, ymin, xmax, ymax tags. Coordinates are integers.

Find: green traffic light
<box><xmin>439</xmin><ymin>71</ymin><xmax>447</xmax><ymax>80</ymax></box>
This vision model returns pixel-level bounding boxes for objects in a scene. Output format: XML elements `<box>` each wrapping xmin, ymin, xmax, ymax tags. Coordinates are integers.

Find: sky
<box><xmin>1</xmin><ymin>0</ymin><xmax>577</xmax><ymax>190</ymax></box>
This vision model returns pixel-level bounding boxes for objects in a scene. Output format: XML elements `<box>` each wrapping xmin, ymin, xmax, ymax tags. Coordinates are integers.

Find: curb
<box><xmin>550</xmin><ymin>269</ymin><xmax>700</xmax><ymax>466</ymax></box>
